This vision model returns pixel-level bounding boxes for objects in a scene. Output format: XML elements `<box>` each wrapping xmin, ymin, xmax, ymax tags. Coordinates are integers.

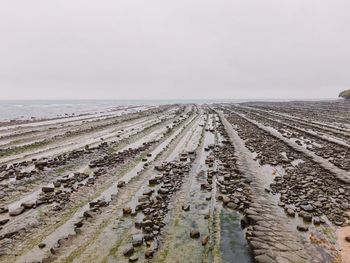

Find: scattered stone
<box><xmin>190</xmin><ymin>229</ymin><xmax>200</xmax><ymax>239</ymax></box>
<box><xmin>74</xmin><ymin>221</ymin><xmax>84</xmax><ymax>228</ymax></box>
<box><xmin>313</xmin><ymin>217</ymin><xmax>321</xmax><ymax>225</ymax></box>
<box><xmin>9</xmin><ymin>206</ymin><xmax>25</xmax><ymax>216</ymax></box>
<box><xmin>21</xmin><ymin>201</ymin><xmax>35</xmax><ymax>209</ymax></box>
<box><xmin>301</xmin><ymin>212</ymin><xmax>312</xmax><ymax>222</ymax></box>
<box><xmin>129</xmin><ymin>255</ymin><xmax>139</xmax><ymax>262</ymax></box>
<box><xmin>53</xmin><ymin>181</ymin><xmax>61</xmax><ymax>188</ymax></box>
<box><xmin>285</xmin><ymin>208</ymin><xmax>295</xmax><ymax>217</ymax></box>
<box><xmin>297</xmin><ymin>225</ymin><xmax>309</xmax><ymax>232</ymax></box>
<box><xmin>123</xmin><ymin>207</ymin><xmax>132</xmax><ymax>215</ymax></box>
<box><xmin>182</xmin><ymin>204</ymin><xmax>190</xmax><ymax>211</ymax></box>
<box><xmin>0</xmin><ymin>207</ymin><xmax>8</xmax><ymax>214</ymax></box>
<box><xmin>201</xmin><ymin>235</ymin><xmax>209</xmax><ymax>246</ymax></box>
<box><xmin>222</xmin><ymin>196</ymin><xmax>230</xmax><ymax>205</ymax></box>
<box><xmin>83</xmin><ymin>211</ymin><xmax>93</xmax><ymax>218</ymax></box>
<box><xmin>42</xmin><ymin>186</ymin><xmax>55</xmax><ymax>193</ymax></box>
<box><xmin>145</xmin><ymin>249</ymin><xmax>154</xmax><ymax>259</ymax></box>
<box><xmin>117</xmin><ymin>181</ymin><xmax>126</xmax><ymax>188</ymax></box>
<box><xmin>38</xmin><ymin>243</ymin><xmax>46</xmax><ymax>249</ymax></box>
<box><xmin>226</xmin><ymin>202</ymin><xmax>238</xmax><ymax>210</ymax></box>
<box><xmin>0</xmin><ymin>218</ymin><xmax>9</xmax><ymax>226</ymax></box>
<box><xmin>132</xmin><ymin>234</ymin><xmax>143</xmax><ymax>247</ymax></box>
<box><xmin>122</xmin><ymin>245</ymin><xmax>134</xmax><ymax>257</ymax></box>
<box><xmin>301</xmin><ymin>204</ymin><xmax>314</xmax><ymax>212</ymax></box>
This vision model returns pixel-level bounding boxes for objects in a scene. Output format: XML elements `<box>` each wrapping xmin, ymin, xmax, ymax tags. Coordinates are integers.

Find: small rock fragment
<box><xmin>42</xmin><ymin>186</ymin><xmax>55</xmax><ymax>193</ymax></box>
<box><xmin>297</xmin><ymin>225</ymin><xmax>309</xmax><ymax>232</ymax></box>
<box><xmin>123</xmin><ymin>207</ymin><xmax>132</xmax><ymax>215</ymax></box>
<box><xmin>182</xmin><ymin>204</ymin><xmax>190</xmax><ymax>211</ymax></box>
<box><xmin>117</xmin><ymin>181</ymin><xmax>126</xmax><ymax>188</ymax></box>
<box><xmin>122</xmin><ymin>245</ymin><xmax>134</xmax><ymax>257</ymax></box>
<box><xmin>202</xmin><ymin>235</ymin><xmax>209</xmax><ymax>246</ymax></box>
<box><xmin>38</xmin><ymin>243</ymin><xmax>46</xmax><ymax>249</ymax></box>
<box><xmin>129</xmin><ymin>255</ymin><xmax>139</xmax><ymax>262</ymax></box>
<box><xmin>190</xmin><ymin>229</ymin><xmax>200</xmax><ymax>239</ymax></box>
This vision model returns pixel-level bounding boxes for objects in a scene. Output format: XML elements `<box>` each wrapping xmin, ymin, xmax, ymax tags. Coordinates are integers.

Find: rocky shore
<box><xmin>0</xmin><ymin>101</ymin><xmax>349</xmax><ymax>263</ymax></box>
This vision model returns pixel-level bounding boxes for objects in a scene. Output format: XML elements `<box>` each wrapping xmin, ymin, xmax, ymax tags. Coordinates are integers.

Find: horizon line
<box><xmin>0</xmin><ymin>97</ymin><xmax>340</xmax><ymax>101</ymax></box>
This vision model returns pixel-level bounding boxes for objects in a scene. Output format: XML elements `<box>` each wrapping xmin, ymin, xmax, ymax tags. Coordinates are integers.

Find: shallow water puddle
<box><xmin>220</xmin><ymin>209</ymin><xmax>252</xmax><ymax>263</ymax></box>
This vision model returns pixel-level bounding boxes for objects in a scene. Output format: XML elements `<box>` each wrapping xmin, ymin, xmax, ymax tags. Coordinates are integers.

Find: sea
<box><xmin>0</xmin><ymin>99</ymin><xmax>335</xmax><ymax>121</ymax></box>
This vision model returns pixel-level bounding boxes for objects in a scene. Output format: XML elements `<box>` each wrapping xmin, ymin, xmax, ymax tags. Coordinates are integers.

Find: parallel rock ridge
<box><xmin>0</xmin><ymin>101</ymin><xmax>349</xmax><ymax>263</ymax></box>
<box><xmin>218</xmin><ymin>112</ymin><xmax>310</xmax><ymax>263</ymax></box>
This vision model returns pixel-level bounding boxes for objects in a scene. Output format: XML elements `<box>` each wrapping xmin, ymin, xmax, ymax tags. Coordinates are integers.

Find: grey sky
<box><xmin>0</xmin><ymin>0</ymin><xmax>349</xmax><ymax>100</ymax></box>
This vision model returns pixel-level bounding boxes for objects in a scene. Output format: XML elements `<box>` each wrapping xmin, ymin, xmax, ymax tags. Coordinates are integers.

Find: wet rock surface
<box><xmin>0</xmin><ymin>103</ymin><xmax>349</xmax><ymax>262</ymax></box>
<box><xmin>217</xmin><ymin>110</ymin><xmax>344</xmax><ymax>263</ymax></box>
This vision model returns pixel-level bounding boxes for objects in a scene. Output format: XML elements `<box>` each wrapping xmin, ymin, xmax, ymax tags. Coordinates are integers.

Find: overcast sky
<box><xmin>0</xmin><ymin>0</ymin><xmax>349</xmax><ymax>100</ymax></box>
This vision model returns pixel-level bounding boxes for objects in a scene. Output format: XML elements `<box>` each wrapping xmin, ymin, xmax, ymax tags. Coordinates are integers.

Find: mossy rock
<box><xmin>339</xmin><ymin>89</ymin><xmax>350</xmax><ymax>99</ymax></box>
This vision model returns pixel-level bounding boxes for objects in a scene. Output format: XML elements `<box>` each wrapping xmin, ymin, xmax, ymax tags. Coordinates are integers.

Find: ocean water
<box><xmin>0</xmin><ymin>99</ymin><xmax>334</xmax><ymax>121</ymax></box>
<box><xmin>0</xmin><ymin>99</ymin><xmax>244</xmax><ymax>121</ymax></box>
